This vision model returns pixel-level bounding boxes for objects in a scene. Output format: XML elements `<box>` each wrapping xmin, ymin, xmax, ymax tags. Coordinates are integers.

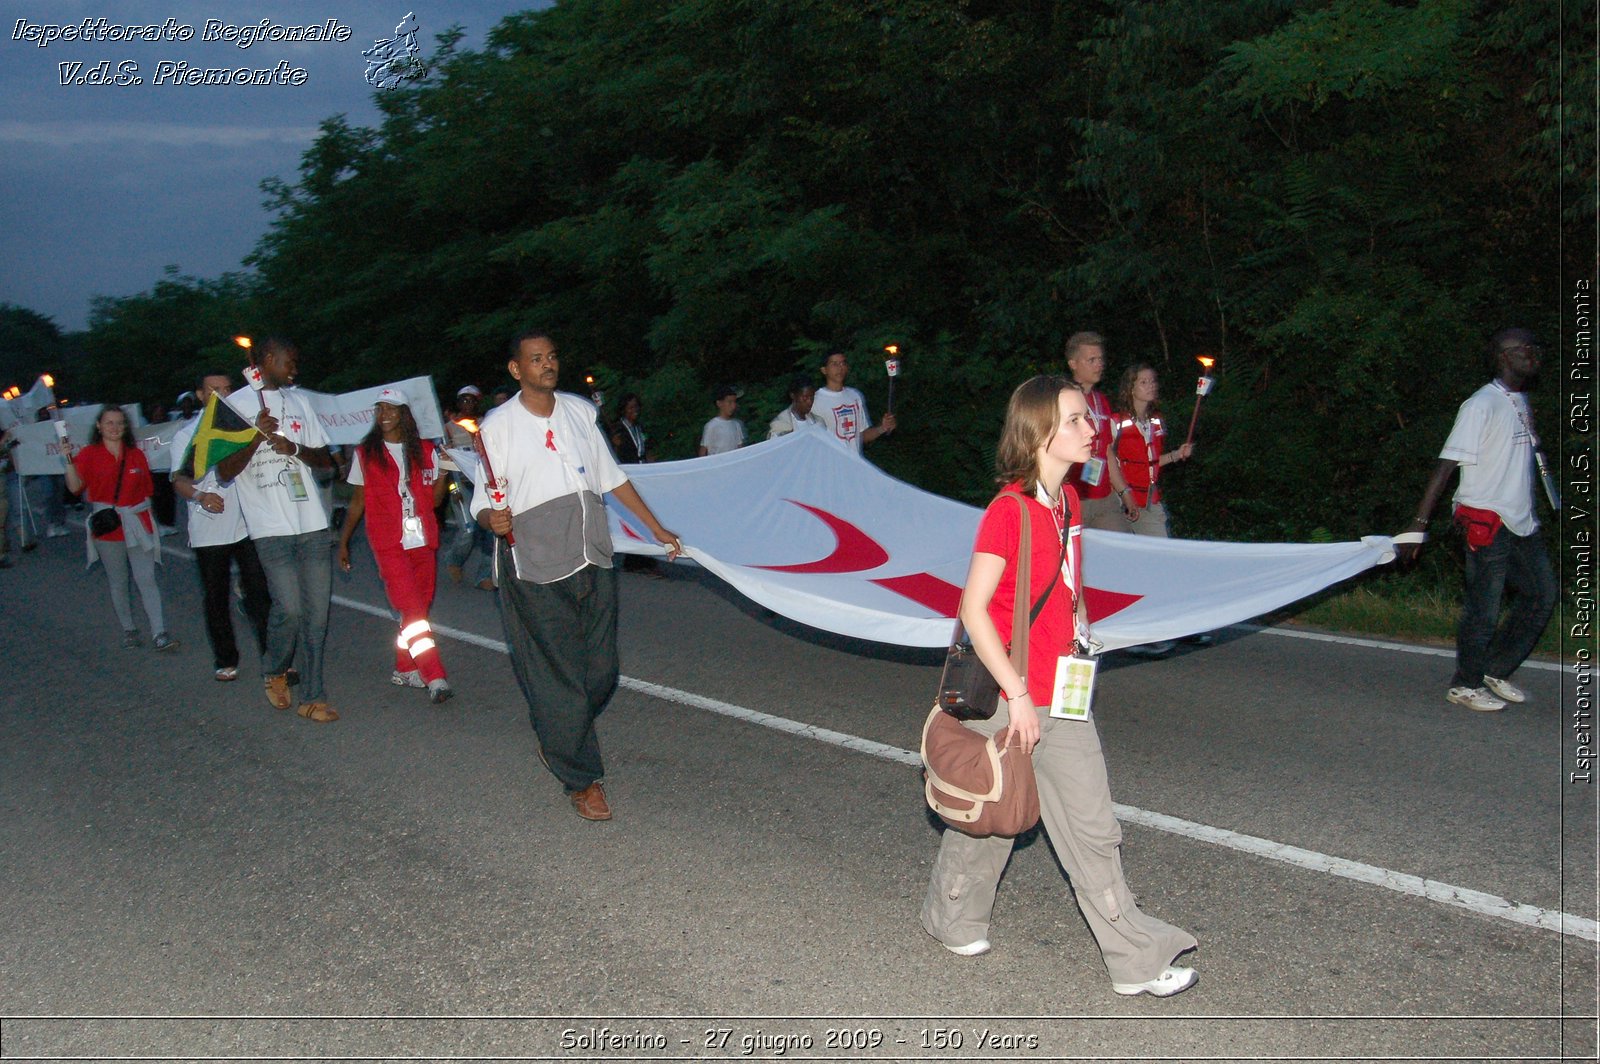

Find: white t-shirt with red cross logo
<box><xmin>812</xmin><ymin>385</ymin><xmax>873</xmax><ymax>455</ymax></box>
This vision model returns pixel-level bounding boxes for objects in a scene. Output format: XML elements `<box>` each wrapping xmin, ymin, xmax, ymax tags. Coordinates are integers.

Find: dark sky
<box><xmin>0</xmin><ymin>1</ymin><xmax>541</xmax><ymax>333</ymax></box>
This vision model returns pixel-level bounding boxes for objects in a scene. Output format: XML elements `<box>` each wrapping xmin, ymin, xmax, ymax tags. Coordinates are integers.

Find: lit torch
<box><xmin>458</xmin><ymin>418</ymin><xmax>513</xmax><ymax>545</ymax></box>
<box><xmin>883</xmin><ymin>344</ymin><xmax>900</xmax><ymax>415</ymax></box>
<box><xmin>233</xmin><ymin>335</ymin><xmax>266</xmax><ymax>410</ymax></box>
<box><xmin>1184</xmin><ymin>355</ymin><xmax>1216</xmax><ymax>448</ymax></box>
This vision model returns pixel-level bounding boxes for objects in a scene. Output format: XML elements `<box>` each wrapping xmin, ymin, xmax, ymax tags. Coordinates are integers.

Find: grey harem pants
<box><xmin>496</xmin><ymin>551</ymin><xmax>620</xmax><ymax>793</ymax></box>
<box><xmin>921</xmin><ymin>704</ymin><xmax>1196</xmax><ymax>983</ymax></box>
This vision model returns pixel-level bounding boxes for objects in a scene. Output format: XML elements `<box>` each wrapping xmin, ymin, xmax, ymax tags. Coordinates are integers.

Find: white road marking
<box><xmin>330</xmin><ymin>594</ymin><xmax>1597</xmax><ymax>944</ymax></box>
<box><xmin>1228</xmin><ymin>623</ymin><xmax>1568</xmax><ymax>673</ymax></box>
<box><xmin>158</xmin><ymin>538</ymin><xmax>1589</xmax><ymax>944</ymax></box>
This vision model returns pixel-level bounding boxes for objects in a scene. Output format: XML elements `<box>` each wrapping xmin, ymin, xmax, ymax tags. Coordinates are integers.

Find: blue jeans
<box><xmin>1453</xmin><ymin>525</ymin><xmax>1556</xmax><ymax>688</ymax></box>
<box><xmin>254</xmin><ymin>528</ymin><xmax>333</xmax><ymax>702</ymax></box>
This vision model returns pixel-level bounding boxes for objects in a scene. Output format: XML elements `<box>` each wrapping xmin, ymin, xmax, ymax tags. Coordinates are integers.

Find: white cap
<box><xmin>376</xmin><ymin>388</ymin><xmax>409</xmax><ymax>407</ymax></box>
<box><xmin>456</xmin><ymin>384</ymin><xmax>482</xmax><ymax>397</ymax></box>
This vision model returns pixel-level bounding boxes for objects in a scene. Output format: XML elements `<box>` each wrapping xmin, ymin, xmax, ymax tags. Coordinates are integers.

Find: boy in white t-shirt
<box><xmin>697</xmin><ymin>385</ymin><xmax>746</xmax><ymax>457</ymax></box>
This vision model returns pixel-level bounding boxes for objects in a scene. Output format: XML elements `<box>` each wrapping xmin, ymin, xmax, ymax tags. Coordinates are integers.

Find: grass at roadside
<box><xmin>1264</xmin><ymin>568</ymin><xmax>1567</xmax><ymax>663</ymax></box>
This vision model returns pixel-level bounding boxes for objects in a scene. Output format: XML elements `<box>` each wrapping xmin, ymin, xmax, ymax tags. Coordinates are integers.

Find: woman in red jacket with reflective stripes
<box><xmin>1109</xmin><ymin>363</ymin><xmax>1193</xmax><ymax>539</ymax></box>
<box><xmin>337</xmin><ymin>390</ymin><xmax>452</xmax><ymax>702</ymax></box>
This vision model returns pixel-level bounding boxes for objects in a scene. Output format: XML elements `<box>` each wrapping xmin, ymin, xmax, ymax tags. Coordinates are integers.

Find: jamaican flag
<box><xmin>178</xmin><ymin>393</ymin><xmax>256</xmax><ymax>479</ymax></box>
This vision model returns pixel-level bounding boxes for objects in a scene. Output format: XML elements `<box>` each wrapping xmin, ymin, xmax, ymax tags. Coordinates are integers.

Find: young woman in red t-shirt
<box><xmin>63</xmin><ymin>406</ymin><xmax>177</xmax><ymax>650</ymax></box>
<box><xmin>920</xmin><ymin>375</ymin><xmax>1198</xmax><ymax>997</ymax></box>
<box><xmin>337</xmin><ymin>392</ymin><xmax>452</xmax><ymax>702</ymax></box>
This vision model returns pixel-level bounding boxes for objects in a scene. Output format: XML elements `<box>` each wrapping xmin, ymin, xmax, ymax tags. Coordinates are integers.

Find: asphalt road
<box><xmin>0</xmin><ymin>524</ymin><xmax>1594</xmax><ymax>1063</ymax></box>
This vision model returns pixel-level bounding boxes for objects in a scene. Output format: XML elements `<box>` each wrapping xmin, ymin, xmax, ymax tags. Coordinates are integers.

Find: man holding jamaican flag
<box><xmin>169</xmin><ymin>370</ymin><xmax>271</xmax><ymax>684</ymax></box>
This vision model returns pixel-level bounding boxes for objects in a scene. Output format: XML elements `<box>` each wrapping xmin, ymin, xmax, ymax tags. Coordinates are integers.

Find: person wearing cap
<box><xmin>697</xmin><ymin>385</ymin><xmax>746</xmax><ymax>457</ymax></box>
<box><xmin>1397</xmin><ymin>327</ymin><xmax>1557</xmax><ymax>712</ymax></box>
<box><xmin>443</xmin><ymin>383</ymin><xmax>494</xmax><ymax>590</ymax></box>
<box><xmin>338</xmin><ymin>388</ymin><xmax>453</xmax><ymax>703</ymax></box>
<box><xmin>170</xmin><ymin>370</ymin><xmax>271</xmax><ymax>682</ymax></box>
<box><xmin>471</xmin><ymin>330</ymin><xmax>682</xmax><ymax>821</ymax></box>
<box><xmin>212</xmin><ymin>337</ymin><xmax>340</xmax><ymax>723</ymax></box>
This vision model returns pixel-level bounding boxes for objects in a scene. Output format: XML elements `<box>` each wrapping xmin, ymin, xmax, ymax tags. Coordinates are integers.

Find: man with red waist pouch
<box><xmin>1398</xmin><ymin>327</ymin><xmax>1557</xmax><ymax>713</ymax></box>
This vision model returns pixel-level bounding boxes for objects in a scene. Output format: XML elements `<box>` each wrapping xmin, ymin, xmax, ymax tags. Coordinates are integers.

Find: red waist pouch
<box><xmin>1453</xmin><ymin>504</ymin><xmax>1503</xmax><ymax>551</ymax></box>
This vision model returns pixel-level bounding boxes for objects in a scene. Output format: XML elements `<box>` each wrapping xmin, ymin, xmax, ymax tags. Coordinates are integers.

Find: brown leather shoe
<box><xmin>570</xmin><ymin>782</ymin><xmax>612</xmax><ymax>821</ymax></box>
<box><xmin>296</xmin><ymin>701</ymin><xmax>339</xmax><ymax>723</ymax></box>
<box><xmin>264</xmin><ymin>674</ymin><xmax>292</xmax><ymax>710</ymax></box>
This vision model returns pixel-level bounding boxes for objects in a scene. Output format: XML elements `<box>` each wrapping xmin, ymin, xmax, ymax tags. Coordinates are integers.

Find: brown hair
<box><xmin>1063</xmin><ymin>331</ymin><xmax>1104</xmax><ymax>364</ymax></box>
<box><xmin>994</xmin><ymin>375</ymin><xmax>1074</xmax><ymax>494</ymax></box>
<box><xmin>1115</xmin><ymin>362</ymin><xmax>1160</xmax><ymax>419</ymax></box>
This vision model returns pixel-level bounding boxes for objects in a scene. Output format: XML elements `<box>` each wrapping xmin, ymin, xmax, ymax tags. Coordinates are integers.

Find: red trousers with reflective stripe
<box><xmin>373</xmin><ymin>546</ymin><xmax>446</xmax><ymax>683</ymax></box>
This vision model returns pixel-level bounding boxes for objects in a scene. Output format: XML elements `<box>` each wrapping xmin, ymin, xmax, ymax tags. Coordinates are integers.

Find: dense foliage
<box><xmin>52</xmin><ymin>0</ymin><xmax>1593</xmax><ymax>537</ymax></box>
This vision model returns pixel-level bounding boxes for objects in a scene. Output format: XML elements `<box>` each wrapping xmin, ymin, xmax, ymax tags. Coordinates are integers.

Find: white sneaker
<box><xmin>1112</xmin><ymin>965</ymin><xmax>1197</xmax><ymax>997</ymax></box>
<box><xmin>1482</xmin><ymin>676</ymin><xmax>1527</xmax><ymax>704</ymax></box>
<box><xmin>1447</xmin><ymin>686</ymin><xmax>1506</xmax><ymax>712</ymax></box>
<box><xmin>943</xmin><ymin>938</ymin><xmax>991</xmax><ymax>957</ymax></box>
<box><xmin>391</xmin><ymin>669</ymin><xmax>425</xmax><ymax>689</ymax></box>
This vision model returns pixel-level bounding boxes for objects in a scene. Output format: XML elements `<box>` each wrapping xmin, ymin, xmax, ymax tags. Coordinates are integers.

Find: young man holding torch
<box><xmin>813</xmin><ymin>350</ymin><xmax>897</xmax><ymax>455</ymax></box>
<box><xmin>212</xmin><ymin>338</ymin><xmax>340</xmax><ymax>723</ymax></box>
<box><xmin>471</xmin><ymin>330</ymin><xmax>682</xmax><ymax>822</ymax></box>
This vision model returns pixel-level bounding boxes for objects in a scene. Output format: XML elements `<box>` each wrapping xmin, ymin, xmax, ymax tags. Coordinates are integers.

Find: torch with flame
<box><xmin>233</xmin><ymin>336</ymin><xmax>267</xmax><ymax>406</ymax></box>
<box><xmin>1184</xmin><ymin>355</ymin><xmax>1217</xmax><ymax>448</ymax></box>
<box><xmin>883</xmin><ymin>344</ymin><xmax>900</xmax><ymax>414</ymax></box>
<box><xmin>457</xmin><ymin>418</ymin><xmax>513</xmax><ymax>545</ymax></box>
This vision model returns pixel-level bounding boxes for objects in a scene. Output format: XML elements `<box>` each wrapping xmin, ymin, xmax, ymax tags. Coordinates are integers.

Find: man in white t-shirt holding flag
<box><xmin>214</xmin><ymin>338</ymin><xmax>340</xmax><ymax>723</ymax></box>
<box><xmin>1398</xmin><ymin>327</ymin><xmax>1557</xmax><ymax>713</ymax></box>
<box><xmin>812</xmin><ymin>350</ymin><xmax>897</xmax><ymax>455</ymax></box>
<box><xmin>471</xmin><ymin>329</ymin><xmax>682</xmax><ymax>822</ymax></box>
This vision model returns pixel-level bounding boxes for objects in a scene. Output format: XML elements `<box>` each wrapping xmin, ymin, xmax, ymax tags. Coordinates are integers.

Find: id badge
<box><xmin>401</xmin><ymin>515</ymin><xmax>426</xmax><ymax>550</ymax></box>
<box><xmin>284</xmin><ymin>464</ymin><xmax>309</xmax><ymax>502</ymax></box>
<box><xmin>1079</xmin><ymin>455</ymin><xmax>1105</xmax><ymax>487</ymax></box>
<box><xmin>1048</xmin><ymin>654</ymin><xmax>1097</xmax><ymax>721</ymax></box>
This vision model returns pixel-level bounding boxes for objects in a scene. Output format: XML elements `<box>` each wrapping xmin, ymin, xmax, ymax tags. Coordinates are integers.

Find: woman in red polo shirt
<box><xmin>337</xmin><ymin>390</ymin><xmax>452</xmax><ymax>702</ymax></box>
<box><xmin>63</xmin><ymin>405</ymin><xmax>177</xmax><ymax>650</ymax></box>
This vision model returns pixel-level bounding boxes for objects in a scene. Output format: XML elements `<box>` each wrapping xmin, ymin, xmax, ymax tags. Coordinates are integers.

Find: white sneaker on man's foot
<box><xmin>943</xmin><ymin>938</ymin><xmax>991</xmax><ymax>957</ymax></box>
<box><xmin>1482</xmin><ymin>675</ymin><xmax>1527</xmax><ymax>704</ymax></box>
<box><xmin>1447</xmin><ymin>686</ymin><xmax>1506</xmax><ymax>712</ymax></box>
<box><xmin>1112</xmin><ymin>965</ymin><xmax>1197</xmax><ymax>997</ymax></box>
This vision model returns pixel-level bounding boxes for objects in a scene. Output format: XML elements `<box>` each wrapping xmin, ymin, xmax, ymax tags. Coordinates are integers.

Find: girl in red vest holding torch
<box><xmin>338</xmin><ymin>390</ymin><xmax>452</xmax><ymax>702</ymax></box>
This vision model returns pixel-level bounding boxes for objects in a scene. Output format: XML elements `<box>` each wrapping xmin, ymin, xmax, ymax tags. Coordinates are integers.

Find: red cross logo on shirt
<box><xmin>288</xmin><ymin>419</ymin><xmax>302</xmax><ymax>434</ymax></box>
<box><xmin>838</xmin><ymin>411</ymin><xmax>857</xmax><ymax>435</ymax></box>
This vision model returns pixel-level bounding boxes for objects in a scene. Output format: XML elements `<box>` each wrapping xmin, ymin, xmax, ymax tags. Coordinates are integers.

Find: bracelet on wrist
<box><xmin>1007</xmin><ymin>688</ymin><xmax>1028</xmax><ymax>702</ymax></box>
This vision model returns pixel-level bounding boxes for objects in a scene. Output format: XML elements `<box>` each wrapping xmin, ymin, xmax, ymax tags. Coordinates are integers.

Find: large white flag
<box><xmin>226</xmin><ymin>377</ymin><xmax>445</xmax><ymax>445</ymax></box>
<box><xmin>454</xmin><ymin>427</ymin><xmax>1397</xmax><ymax>650</ymax></box>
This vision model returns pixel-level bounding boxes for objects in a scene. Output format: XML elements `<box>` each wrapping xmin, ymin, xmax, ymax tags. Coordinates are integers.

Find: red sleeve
<box><xmin>972</xmin><ymin>490</ymin><xmax>1022</xmax><ymax>559</ymax></box>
